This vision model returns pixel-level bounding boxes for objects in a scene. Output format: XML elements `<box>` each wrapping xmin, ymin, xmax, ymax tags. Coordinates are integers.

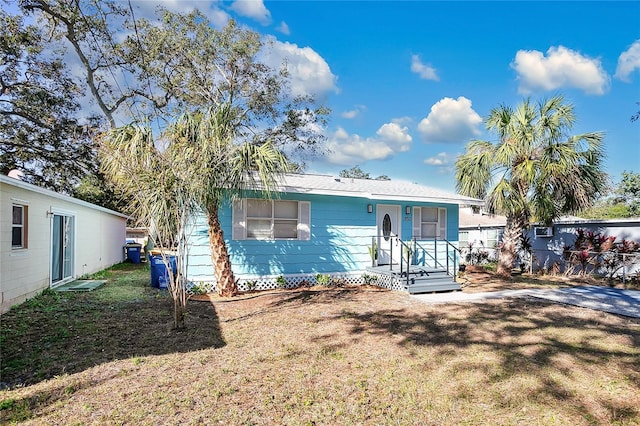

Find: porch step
<box><xmin>397</xmin><ymin>270</ymin><xmax>461</xmax><ymax>294</ymax></box>
<box><xmin>367</xmin><ymin>265</ymin><xmax>460</xmax><ymax>294</ymax></box>
<box><xmin>406</xmin><ymin>279</ymin><xmax>460</xmax><ymax>294</ymax></box>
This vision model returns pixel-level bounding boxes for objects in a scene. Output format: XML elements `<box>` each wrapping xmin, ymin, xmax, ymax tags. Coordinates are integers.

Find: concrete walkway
<box><xmin>411</xmin><ymin>285</ymin><xmax>640</xmax><ymax>318</ymax></box>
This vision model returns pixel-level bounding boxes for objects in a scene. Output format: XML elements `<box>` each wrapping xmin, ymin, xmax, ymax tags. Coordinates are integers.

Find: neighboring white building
<box><xmin>459</xmin><ymin>206</ymin><xmax>506</xmax><ymax>261</ymax></box>
<box><xmin>1</xmin><ymin>175</ymin><xmax>128</xmax><ymax>313</ymax></box>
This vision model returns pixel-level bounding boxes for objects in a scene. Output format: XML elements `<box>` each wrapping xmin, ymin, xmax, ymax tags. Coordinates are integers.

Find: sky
<box><xmin>23</xmin><ymin>1</ymin><xmax>640</xmax><ymax>193</ymax></box>
<box><xmin>214</xmin><ymin>0</ymin><xmax>640</xmax><ymax>193</ymax></box>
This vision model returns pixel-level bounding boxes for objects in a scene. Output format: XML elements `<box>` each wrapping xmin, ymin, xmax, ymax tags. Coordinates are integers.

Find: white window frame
<box><xmin>232</xmin><ymin>199</ymin><xmax>311</xmax><ymax>241</ymax></box>
<box><xmin>459</xmin><ymin>231</ymin><xmax>469</xmax><ymax>247</ymax></box>
<box><xmin>486</xmin><ymin>229</ymin><xmax>498</xmax><ymax>248</ymax></box>
<box><xmin>412</xmin><ymin>207</ymin><xmax>447</xmax><ymax>240</ymax></box>
<box><xmin>11</xmin><ymin>204</ymin><xmax>28</xmax><ymax>249</ymax></box>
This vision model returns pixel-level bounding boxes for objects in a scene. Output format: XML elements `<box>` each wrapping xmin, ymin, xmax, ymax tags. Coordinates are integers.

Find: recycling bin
<box><xmin>124</xmin><ymin>243</ymin><xmax>142</xmax><ymax>264</ymax></box>
<box><xmin>150</xmin><ymin>254</ymin><xmax>177</xmax><ymax>289</ymax></box>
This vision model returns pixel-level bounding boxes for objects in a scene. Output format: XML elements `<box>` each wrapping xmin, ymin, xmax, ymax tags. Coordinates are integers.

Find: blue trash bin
<box><xmin>150</xmin><ymin>254</ymin><xmax>176</xmax><ymax>289</ymax></box>
<box><xmin>124</xmin><ymin>244</ymin><xmax>142</xmax><ymax>264</ymax></box>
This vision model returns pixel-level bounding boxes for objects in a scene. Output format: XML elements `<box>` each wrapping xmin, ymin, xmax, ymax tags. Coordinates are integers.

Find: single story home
<box><xmin>459</xmin><ymin>207</ymin><xmax>640</xmax><ymax>277</ymax></box>
<box><xmin>1</xmin><ymin>174</ymin><xmax>128</xmax><ymax>313</ymax></box>
<box><xmin>186</xmin><ymin>173</ymin><xmax>482</xmax><ymax>294</ymax></box>
<box><xmin>528</xmin><ymin>217</ymin><xmax>640</xmax><ymax>277</ymax></box>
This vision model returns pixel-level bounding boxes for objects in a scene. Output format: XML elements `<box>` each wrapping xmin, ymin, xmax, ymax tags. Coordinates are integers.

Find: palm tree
<box><xmin>100</xmin><ymin>105</ymin><xmax>289</xmax><ymax>330</ymax></box>
<box><xmin>165</xmin><ymin>105</ymin><xmax>290</xmax><ymax>297</ymax></box>
<box><xmin>455</xmin><ymin>95</ymin><xmax>607</xmax><ymax>276</ymax></box>
<box><xmin>100</xmin><ymin>123</ymin><xmax>195</xmax><ymax>329</ymax></box>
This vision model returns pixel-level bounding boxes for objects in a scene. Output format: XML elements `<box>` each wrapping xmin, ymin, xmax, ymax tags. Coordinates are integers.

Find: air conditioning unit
<box><xmin>534</xmin><ymin>226</ymin><xmax>553</xmax><ymax>238</ymax></box>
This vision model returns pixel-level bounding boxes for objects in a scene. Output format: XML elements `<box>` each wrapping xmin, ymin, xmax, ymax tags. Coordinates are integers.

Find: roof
<box><xmin>269</xmin><ymin>173</ymin><xmax>483</xmax><ymax>205</ymax></box>
<box><xmin>1</xmin><ymin>174</ymin><xmax>129</xmax><ymax>219</ymax></box>
<box><xmin>550</xmin><ymin>216</ymin><xmax>640</xmax><ymax>226</ymax></box>
<box><xmin>459</xmin><ymin>208</ymin><xmax>507</xmax><ymax>228</ymax></box>
<box><xmin>459</xmin><ymin>209</ymin><xmax>640</xmax><ymax>229</ymax></box>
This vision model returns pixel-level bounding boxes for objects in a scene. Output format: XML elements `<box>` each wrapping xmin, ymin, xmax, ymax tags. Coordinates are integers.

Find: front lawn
<box><xmin>1</xmin><ymin>264</ymin><xmax>639</xmax><ymax>425</ymax></box>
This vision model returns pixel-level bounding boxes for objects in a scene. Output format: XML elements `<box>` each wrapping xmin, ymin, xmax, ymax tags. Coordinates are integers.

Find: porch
<box><xmin>367</xmin><ymin>237</ymin><xmax>462</xmax><ymax>294</ymax></box>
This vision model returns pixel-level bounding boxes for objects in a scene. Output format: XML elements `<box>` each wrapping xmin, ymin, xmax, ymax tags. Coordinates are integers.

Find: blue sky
<box><xmin>200</xmin><ymin>0</ymin><xmax>639</xmax><ymax>192</ymax></box>
<box><xmin>19</xmin><ymin>0</ymin><xmax>638</xmax><ymax>193</ymax></box>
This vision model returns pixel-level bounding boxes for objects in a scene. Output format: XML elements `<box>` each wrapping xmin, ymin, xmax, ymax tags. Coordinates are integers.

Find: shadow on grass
<box><xmin>339</xmin><ymin>297</ymin><xmax>640</xmax><ymax>423</ymax></box>
<box><xmin>0</xmin><ymin>263</ymin><xmax>225</xmax><ymax>390</ymax></box>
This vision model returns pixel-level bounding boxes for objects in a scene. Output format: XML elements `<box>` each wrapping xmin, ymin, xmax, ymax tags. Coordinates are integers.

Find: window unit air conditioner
<box><xmin>534</xmin><ymin>226</ymin><xmax>553</xmax><ymax>238</ymax></box>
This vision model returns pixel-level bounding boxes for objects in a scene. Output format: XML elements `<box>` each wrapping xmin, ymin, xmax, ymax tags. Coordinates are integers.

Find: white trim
<box><xmin>10</xmin><ymin>197</ymin><xmax>30</xmax><ymax>204</ymax></box>
<box><xmin>1</xmin><ymin>174</ymin><xmax>128</xmax><ymax>219</ymax></box>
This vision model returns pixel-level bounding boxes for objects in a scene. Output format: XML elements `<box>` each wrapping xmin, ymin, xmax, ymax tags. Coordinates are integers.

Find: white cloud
<box><xmin>417</xmin><ymin>96</ymin><xmax>482</xmax><ymax>144</ymax></box>
<box><xmin>341</xmin><ymin>105</ymin><xmax>366</xmax><ymax>119</ymax></box>
<box><xmin>511</xmin><ymin>46</ymin><xmax>610</xmax><ymax>95</ymax></box>
<box><xmin>229</xmin><ymin>0</ymin><xmax>271</xmax><ymax>25</ymax></box>
<box><xmin>411</xmin><ymin>55</ymin><xmax>439</xmax><ymax>81</ymax></box>
<box><xmin>130</xmin><ymin>1</ymin><xmax>230</xmax><ymax>28</ymax></box>
<box><xmin>424</xmin><ymin>152</ymin><xmax>453</xmax><ymax>166</ymax></box>
<box><xmin>376</xmin><ymin>123</ymin><xmax>412</xmax><ymax>149</ymax></box>
<box><xmin>326</xmin><ymin>123</ymin><xmax>413</xmax><ymax>165</ymax></box>
<box><xmin>261</xmin><ymin>37</ymin><xmax>338</xmax><ymax>98</ymax></box>
<box><xmin>615</xmin><ymin>40</ymin><xmax>640</xmax><ymax>82</ymax></box>
<box><xmin>276</xmin><ymin>21</ymin><xmax>290</xmax><ymax>35</ymax></box>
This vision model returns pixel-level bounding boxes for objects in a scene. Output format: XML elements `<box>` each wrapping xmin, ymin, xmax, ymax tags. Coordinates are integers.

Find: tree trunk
<box><xmin>174</xmin><ymin>297</ymin><xmax>186</xmax><ymax>330</ymax></box>
<box><xmin>497</xmin><ymin>215</ymin><xmax>525</xmax><ymax>277</ymax></box>
<box><xmin>207</xmin><ymin>204</ymin><xmax>238</xmax><ymax>297</ymax></box>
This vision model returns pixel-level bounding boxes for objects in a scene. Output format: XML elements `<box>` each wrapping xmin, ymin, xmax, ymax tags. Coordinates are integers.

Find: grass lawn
<box><xmin>1</xmin><ymin>263</ymin><xmax>639</xmax><ymax>425</ymax></box>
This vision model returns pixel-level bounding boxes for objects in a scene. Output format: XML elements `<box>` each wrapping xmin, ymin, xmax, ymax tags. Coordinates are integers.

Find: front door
<box><xmin>376</xmin><ymin>205</ymin><xmax>400</xmax><ymax>265</ymax></box>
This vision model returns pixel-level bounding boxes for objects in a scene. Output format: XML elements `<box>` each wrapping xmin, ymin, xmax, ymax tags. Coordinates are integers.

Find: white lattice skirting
<box><xmin>187</xmin><ymin>271</ymin><xmax>382</xmax><ymax>294</ymax></box>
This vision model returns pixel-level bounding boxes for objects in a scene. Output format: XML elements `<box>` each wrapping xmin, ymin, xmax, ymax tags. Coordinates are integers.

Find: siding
<box><xmin>529</xmin><ymin>221</ymin><xmax>640</xmax><ymax>274</ymax></box>
<box><xmin>1</xmin><ymin>178</ymin><xmax>126</xmax><ymax>313</ymax></box>
<box><xmin>187</xmin><ymin>194</ymin><xmax>460</xmax><ymax>283</ymax></box>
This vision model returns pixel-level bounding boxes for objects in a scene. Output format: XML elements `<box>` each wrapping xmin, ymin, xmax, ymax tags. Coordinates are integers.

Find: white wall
<box><xmin>1</xmin><ymin>177</ymin><xmax>127</xmax><ymax>313</ymax></box>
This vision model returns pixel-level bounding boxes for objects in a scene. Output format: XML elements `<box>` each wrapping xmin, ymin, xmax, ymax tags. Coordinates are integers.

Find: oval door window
<box><xmin>382</xmin><ymin>214</ymin><xmax>392</xmax><ymax>241</ymax></box>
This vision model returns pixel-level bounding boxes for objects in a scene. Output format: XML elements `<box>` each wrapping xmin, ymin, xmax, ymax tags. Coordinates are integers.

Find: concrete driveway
<box><xmin>411</xmin><ymin>285</ymin><xmax>640</xmax><ymax>318</ymax></box>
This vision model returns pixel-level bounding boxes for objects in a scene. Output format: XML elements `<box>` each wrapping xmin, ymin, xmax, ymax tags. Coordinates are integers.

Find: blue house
<box><xmin>186</xmin><ymin>174</ymin><xmax>482</xmax><ymax>294</ymax></box>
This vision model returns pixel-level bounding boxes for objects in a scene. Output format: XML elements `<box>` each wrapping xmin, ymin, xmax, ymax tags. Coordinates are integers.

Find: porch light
<box><xmin>367</xmin><ymin>204</ymin><xmax>373</xmax><ymax>213</ymax></box>
<box><xmin>405</xmin><ymin>206</ymin><xmax>411</xmax><ymax>215</ymax></box>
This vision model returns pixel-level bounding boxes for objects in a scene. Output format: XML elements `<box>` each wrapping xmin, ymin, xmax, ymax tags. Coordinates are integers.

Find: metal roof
<box><xmin>268</xmin><ymin>173</ymin><xmax>483</xmax><ymax>205</ymax></box>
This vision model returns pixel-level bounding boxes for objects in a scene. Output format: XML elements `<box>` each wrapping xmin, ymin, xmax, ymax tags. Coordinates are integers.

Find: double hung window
<box><xmin>12</xmin><ymin>204</ymin><xmax>28</xmax><ymax>249</ymax></box>
<box><xmin>233</xmin><ymin>199</ymin><xmax>311</xmax><ymax>240</ymax></box>
<box><xmin>412</xmin><ymin>207</ymin><xmax>447</xmax><ymax>240</ymax></box>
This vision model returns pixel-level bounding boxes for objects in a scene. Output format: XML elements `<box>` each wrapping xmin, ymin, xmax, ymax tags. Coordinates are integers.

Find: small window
<box><xmin>12</xmin><ymin>204</ymin><xmax>28</xmax><ymax>249</ymax></box>
<box><xmin>534</xmin><ymin>226</ymin><xmax>553</xmax><ymax>238</ymax></box>
<box><xmin>382</xmin><ymin>214</ymin><xmax>392</xmax><ymax>241</ymax></box>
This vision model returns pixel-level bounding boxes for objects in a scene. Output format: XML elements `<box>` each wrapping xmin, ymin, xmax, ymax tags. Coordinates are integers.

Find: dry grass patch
<box><xmin>459</xmin><ymin>269</ymin><xmax>640</xmax><ymax>293</ymax></box>
<box><xmin>1</xmin><ymin>266</ymin><xmax>639</xmax><ymax>425</ymax></box>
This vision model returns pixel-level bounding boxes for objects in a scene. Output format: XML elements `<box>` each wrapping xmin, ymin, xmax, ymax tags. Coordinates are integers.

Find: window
<box><xmin>534</xmin><ymin>226</ymin><xmax>553</xmax><ymax>238</ymax></box>
<box><xmin>412</xmin><ymin>207</ymin><xmax>447</xmax><ymax>239</ymax></box>
<box><xmin>233</xmin><ymin>199</ymin><xmax>311</xmax><ymax>240</ymax></box>
<box><xmin>486</xmin><ymin>229</ymin><xmax>498</xmax><ymax>248</ymax></box>
<box><xmin>12</xmin><ymin>204</ymin><xmax>28</xmax><ymax>249</ymax></box>
<box><xmin>459</xmin><ymin>231</ymin><xmax>469</xmax><ymax>247</ymax></box>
